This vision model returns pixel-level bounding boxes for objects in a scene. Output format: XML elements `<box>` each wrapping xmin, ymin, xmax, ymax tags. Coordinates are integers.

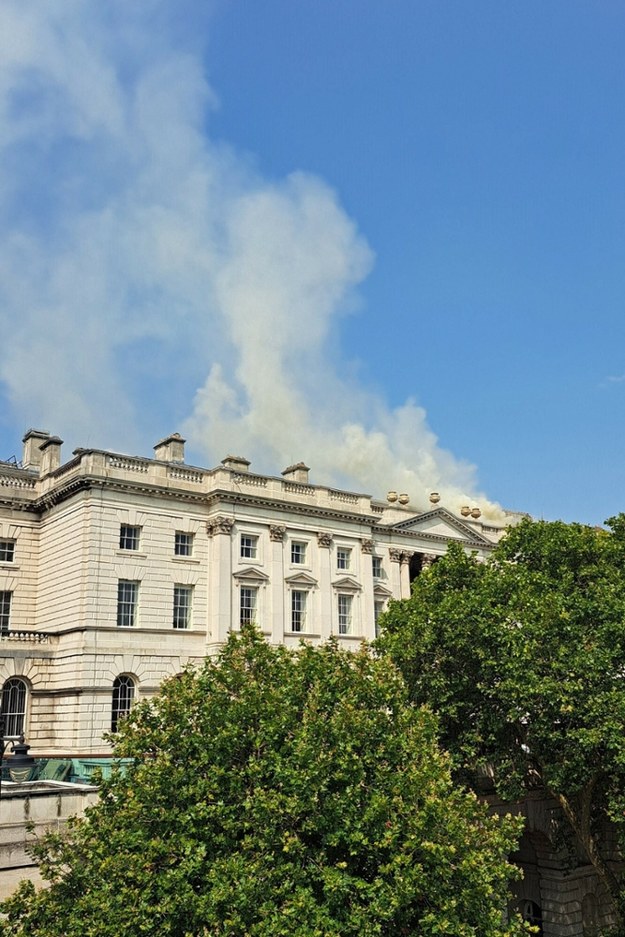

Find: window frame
<box><xmin>374</xmin><ymin>599</ymin><xmax>386</xmax><ymax>637</ymax></box>
<box><xmin>119</xmin><ymin>524</ymin><xmax>141</xmax><ymax>552</ymax></box>
<box><xmin>240</xmin><ymin>534</ymin><xmax>259</xmax><ymax>560</ymax></box>
<box><xmin>337</xmin><ymin>593</ymin><xmax>353</xmax><ymax>635</ymax></box>
<box><xmin>1</xmin><ymin>677</ymin><xmax>27</xmax><ymax>737</ymax></box>
<box><xmin>240</xmin><ymin>585</ymin><xmax>258</xmax><ymax>627</ymax></box>
<box><xmin>117</xmin><ymin>580</ymin><xmax>139</xmax><ymax>628</ymax></box>
<box><xmin>290</xmin><ymin>541</ymin><xmax>307</xmax><ymax>565</ymax></box>
<box><xmin>372</xmin><ymin>555</ymin><xmax>383</xmax><ymax>578</ymax></box>
<box><xmin>291</xmin><ymin>589</ymin><xmax>307</xmax><ymax>632</ymax></box>
<box><xmin>111</xmin><ymin>675</ymin><xmax>135</xmax><ymax>732</ymax></box>
<box><xmin>336</xmin><ymin>547</ymin><xmax>352</xmax><ymax>571</ymax></box>
<box><xmin>0</xmin><ymin>540</ymin><xmax>15</xmax><ymax>563</ymax></box>
<box><xmin>173</xmin><ymin>585</ymin><xmax>193</xmax><ymax>629</ymax></box>
<box><xmin>0</xmin><ymin>591</ymin><xmax>11</xmax><ymax>634</ymax></box>
<box><xmin>174</xmin><ymin>531</ymin><xmax>194</xmax><ymax>557</ymax></box>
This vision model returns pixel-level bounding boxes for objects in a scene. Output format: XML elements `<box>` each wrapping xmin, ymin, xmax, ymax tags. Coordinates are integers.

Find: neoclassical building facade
<box><xmin>0</xmin><ymin>428</ymin><xmax>506</xmax><ymax>756</ymax></box>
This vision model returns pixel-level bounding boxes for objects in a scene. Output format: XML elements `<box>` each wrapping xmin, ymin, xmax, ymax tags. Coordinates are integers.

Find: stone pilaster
<box><xmin>206</xmin><ymin>517</ymin><xmax>234</xmax><ymax>644</ymax></box>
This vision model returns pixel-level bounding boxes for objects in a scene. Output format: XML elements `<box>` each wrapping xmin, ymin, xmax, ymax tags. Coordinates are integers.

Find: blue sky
<box><xmin>1</xmin><ymin>1</ymin><xmax>624</xmax><ymax>524</ymax></box>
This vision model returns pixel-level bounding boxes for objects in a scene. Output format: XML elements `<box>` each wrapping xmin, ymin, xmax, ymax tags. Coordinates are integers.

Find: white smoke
<box><xmin>0</xmin><ymin>0</ymin><xmax>503</xmax><ymax>519</ymax></box>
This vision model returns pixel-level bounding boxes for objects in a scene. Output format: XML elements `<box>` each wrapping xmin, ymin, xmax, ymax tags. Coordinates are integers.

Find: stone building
<box><xmin>0</xmin><ymin>428</ymin><xmax>616</xmax><ymax>934</ymax></box>
<box><xmin>0</xmin><ymin>428</ymin><xmax>503</xmax><ymax>756</ymax></box>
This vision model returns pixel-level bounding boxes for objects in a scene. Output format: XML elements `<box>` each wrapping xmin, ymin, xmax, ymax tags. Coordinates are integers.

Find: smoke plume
<box><xmin>0</xmin><ymin>0</ymin><xmax>503</xmax><ymax>519</ymax></box>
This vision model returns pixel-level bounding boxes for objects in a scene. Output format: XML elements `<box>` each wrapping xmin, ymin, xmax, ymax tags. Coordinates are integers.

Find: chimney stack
<box><xmin>39</xmin><ymin>436</ymin><xmax>63</xmax><ymax>476</ymax></box>
<box><xmin>22</xmin><ymin>429</ymin><xmax>51</xmax><ymax>472</ymax></box>
<box><xmin>154</xmin><ymin>433</ymin><xmax>185</xmax><ymax>463</ymax></box>
<box><xmin>282</xmin><ymin>462</ymin><xmax>310</xmax><ymax>484</ymax></box>
<box><xmin>221</xmin><ymin>455</ymin><xmax>251</xmax><ymax>473</ymax></box>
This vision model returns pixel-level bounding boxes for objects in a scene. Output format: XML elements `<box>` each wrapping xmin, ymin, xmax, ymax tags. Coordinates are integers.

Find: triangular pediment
<box><xmin>331</xmin><ymin>576</ymin><xmax>361</xmax><ymax>592</ymax></box>
<box><xmin>387</xmin><ymin>508</ymin><xmax>491</xmax><ymax>545</ymax></box>
<box><xmin>373</xmin><ymin>583</ymin><xmax>393</xmax><ymax>598</ymax></box>
<box><xmin>233</xmin><ymin>566</ymin><xmax>270</xmax><ymax>582</ymax></box>
<box><xmin>284</xmin><ymin>572</ymin><xmax>318</xmax><ymax>587</ymax></box>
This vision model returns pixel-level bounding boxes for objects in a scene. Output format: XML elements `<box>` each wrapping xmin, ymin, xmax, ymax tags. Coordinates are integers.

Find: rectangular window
<box><xmin>240</xmin><ymin>586</ymin><xmax>258</xmax><ymax>626</ymax></box>
<box><xmin>174</xmin><ymin>531</ymin><xmax>193</xmax><ymax>557</ymax></box>
<box><xmin>337</xmin><ymin>548</ymin><xmax>351</xmax><ymax>571</ymax></box>
<box><xmin>372</xmin><ymin>556</ymin><xmax>382</xmax><ymax>578</ymax></box>
<box><xmin>291</xmin><ymin>590</ymin><xmax>307</xmax><ymax>632</ymax></box>
<box><xmin>291</xmin><ymin>541</ymin><xmax>307</xmax><ymax>565</ymax></box>
<box><xmin>0</xmin><ymin>540</ymin><xmax>15</xmax><ymax>563</ymax></box>
<box><xmin>374</xmin><ymin>600</ymin><xmax>385</xmax><ymax>638</ymax></box>
<box><xmin>117</xmin><ymin>580</ymin><xmax>138</xmax><ymax>627</ymax></box>
<box><xmin>338</xmin><ymin>594</ymin><xmax>352</xmax><ymax>635</ymax></box>
<box><xmin>119</xmin><ymin>525</ymin><xmax>141</xmax><ymax>551</ymax></box>
<box><xmin>173</xmin><ymin>585</ymin><xmax>192</xmax><ymax>629</ymax></box>
<box><xmin>240</xmin><ymin>535</ymin><xmax>258</xmax><ymax>560</ymax></box>
<box><xmin>0</xmin><ymin>592</ymin><xmax>11</xmax><ymax>634</ymax></box>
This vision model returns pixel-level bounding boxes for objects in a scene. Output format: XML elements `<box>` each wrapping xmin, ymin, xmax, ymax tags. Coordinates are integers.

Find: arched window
<box><xmin>1</xmin><ymin>678</ymin><xmax>27</xmax><ymax>737</ymax></box>
<box><xmin>519</xmin><ymin>900</ymin><xmax>543</xmax><ymax>935</ymax></box>
<box><xmin>111</xmin><ymin>675</ymin><xmax>135</xmax><ymax>732</ymax></box>
<box><xmin>582</xmin><ymin>893</ymin><xmax>599</xmax><ymax>937</ymax></box>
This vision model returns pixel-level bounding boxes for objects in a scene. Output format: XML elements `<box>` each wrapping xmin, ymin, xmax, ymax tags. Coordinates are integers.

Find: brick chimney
<box><xmin>39</xmin><ymin>436</ymin><xmax>63</xmax><ymax>476</ymax></box>
<box><xmin>153</xmin><ymin>433</ymin><xmax>185</xmax><ymax>463</ymax></box>
<box><xmin>282</xmin><ymin>462</ymin><xmax>310</xmax><ymax>484</ymax></box>
<box><xmin>22</xmin><ymin>429</ymin><xmax>51</xmax><ymax>472</ymax></box>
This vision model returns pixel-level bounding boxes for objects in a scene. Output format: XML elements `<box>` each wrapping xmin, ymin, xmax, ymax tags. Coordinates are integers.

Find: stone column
<box><xmin>206</xmin><ymin>516</ymin><xmax>234</xmax><ymax>647</ymax></box>
<box><xmin>389</xmin><ymin>548</ymin><xmax>403</xmax><ymax>599</ymax></box>
<box><xmin>269</xmin><ymin>525</ymin><xmax>286</xmax><ymax>643</ymax></box>
<box><xmin>361</xmin><ymin>538</ymin><xmax>376</xmax><ymax>641</ymax></box>
<box><xmin>399</xmin><ymin>552</ymin><xmax>414</xmax><ymax>599</ymax></box>
<box><xmin>317</xmin><ymin>532</ymin><xmax>334</xmax><ymax>640</ymax></box>
<box><xmin>421</xmin><ymin>553</ymin><xmax>437</xmax><ymax>570</ymax></box>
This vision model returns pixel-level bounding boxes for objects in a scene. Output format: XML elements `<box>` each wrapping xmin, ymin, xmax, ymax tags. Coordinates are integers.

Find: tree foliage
<box><xmin>377</xmin><ymin>517</ymin><xmax>625</xmax><ymax>924</ymax></box>
<box><xmin>1</xmin><ymin>629</ymin><xmax>524</xmax><ymax>937</ymax></box>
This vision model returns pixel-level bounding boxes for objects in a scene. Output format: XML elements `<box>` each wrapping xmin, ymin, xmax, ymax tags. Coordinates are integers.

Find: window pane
<box><xmin>291</xmin><ymin>590</ymin><xmax>306</xmax><ymax>632</ymax></box>
<box><xmin>111</xmin><ymin>676</ymin><xmax>135</xmax><ymax>732</ymax></box>
<box><xmin>174</xmin><ymin>532</ymin><xmax>193</xmax><ymax>556</ymax></box>
<box><xmin>240</xmin><ymin>535</ymin><xmax>258</xmax><ymax>559</ymax></box>
<box><xmin>117</xmin><ymin>580</ymin><xmax>138</xmax><ymax>627</ymax></box>
<box><xmin>374</xmin><ymin>600</ymin><xmax>385</xmax><ymax>637</ymax></box>
<box><xmin>1</xmin><ymin>678</ymin><xmax>27</xmax><ymax>737</ymax></box>
<box><xmin>173</xmin><ymin>585</ymin><xmax>192</xmax><ymax>629</ymax></box>
<box><xmin>240</xmin><ymin>587</ymin><xmax>257</xmax><ymax>626</ymax></box>
<box><xmin>338</xmin><ymin>594</ymin><xmax>352</xmax><ymax>635</ymax></box>
<box><xmin>119</xmin><ymin>525</ymin><xmax>141</xmax><ymax>551</ymax></box>
<box><xmin>0</xmin><ymin>591</ymin><xmax>11</xmax><ymax>634</ymax></box>
<box><xmin>0</xmin><ymin>540</ymin><xmax>15</xmax><ymax>563</ymax></box>
<box><xmin>337</xmin><ymin>548</ymin><xmax>351</xmax><ymax>570</ymax></box>
<box><xmin>372</xmin><ymin>556</ymin><xmax>382</xmax><ymax>578</ymax></box>
<box><xmin>291</xmin><ymin>542</ymin><xmax>306</xmax><ymax>564</ymax></box>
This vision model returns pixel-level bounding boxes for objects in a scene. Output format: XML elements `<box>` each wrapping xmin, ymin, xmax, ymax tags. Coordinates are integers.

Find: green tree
<box><xmin>1</xmin><ymin>629</ymin><xmax>524</xmax><ymax>937</ymax></box>
<box><xmin>377</xmin><ymin>517</ymin><xmax>625</xmax><ymax>926</ymax></box>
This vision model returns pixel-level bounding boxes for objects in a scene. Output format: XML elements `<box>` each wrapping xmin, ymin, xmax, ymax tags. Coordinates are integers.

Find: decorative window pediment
<box><xmin>373</xmin><ymin>583</ymin><xmax>393</xmax><ymax>598</ymax></box>
<box><xmin>284</xmin><ymin>572</ymin><xmax>318</xmax><ymax>587</ymax></box>
<box><xmin>233</xmin><ymin>567</ymin><xmax>270</xmax><ymax>583</ymax></box>
<box><xmin>331</xmin><ymin>576</ymin><xmax>361</xmax><ymax>593</ymax></box>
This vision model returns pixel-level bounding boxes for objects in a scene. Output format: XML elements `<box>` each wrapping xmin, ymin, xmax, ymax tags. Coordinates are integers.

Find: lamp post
<box><xmin>0</xmin><ymin>717</ymin><xmax>37</xmax><ymax>799</ymax></box>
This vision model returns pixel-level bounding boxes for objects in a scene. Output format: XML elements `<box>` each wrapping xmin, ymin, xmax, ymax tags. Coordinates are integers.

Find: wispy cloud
<box><xmin>0</xmin><ymin>0</ymin><xmax>502</xmax><ymax>518</ymax></box>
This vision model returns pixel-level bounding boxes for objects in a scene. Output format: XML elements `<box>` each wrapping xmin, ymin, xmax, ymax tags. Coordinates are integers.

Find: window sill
<box><xmin>116</xmin><ymin>550</ymin><xmax>148</xmax><ymax>559</ymax></box>
<box><xmin>284</xmin><ymin>631</ymin><xmax>320</xmax><ymax>638</ymax></box>
<box><xmin>172</xmin><ymin>556</ymin><xmax>200</xmax><ymax>564</ymax></box>
<box><xmin>0</xmin><ymin>563</ymin><xmax>18</xmax><ymax>570</ymax></box>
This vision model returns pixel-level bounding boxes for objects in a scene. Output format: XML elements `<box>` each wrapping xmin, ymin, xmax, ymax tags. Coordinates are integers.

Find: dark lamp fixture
<box><xmin>8</xmin><ymin>736</ymin><xmax>36</xmax><ymax>782</ymax></box>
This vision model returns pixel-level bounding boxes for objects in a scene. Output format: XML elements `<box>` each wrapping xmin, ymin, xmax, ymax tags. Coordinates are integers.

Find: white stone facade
<box><xmin>0</xmin><ymin>429</ymin><xmax>508</xmax><ymax>756</ymax></box>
